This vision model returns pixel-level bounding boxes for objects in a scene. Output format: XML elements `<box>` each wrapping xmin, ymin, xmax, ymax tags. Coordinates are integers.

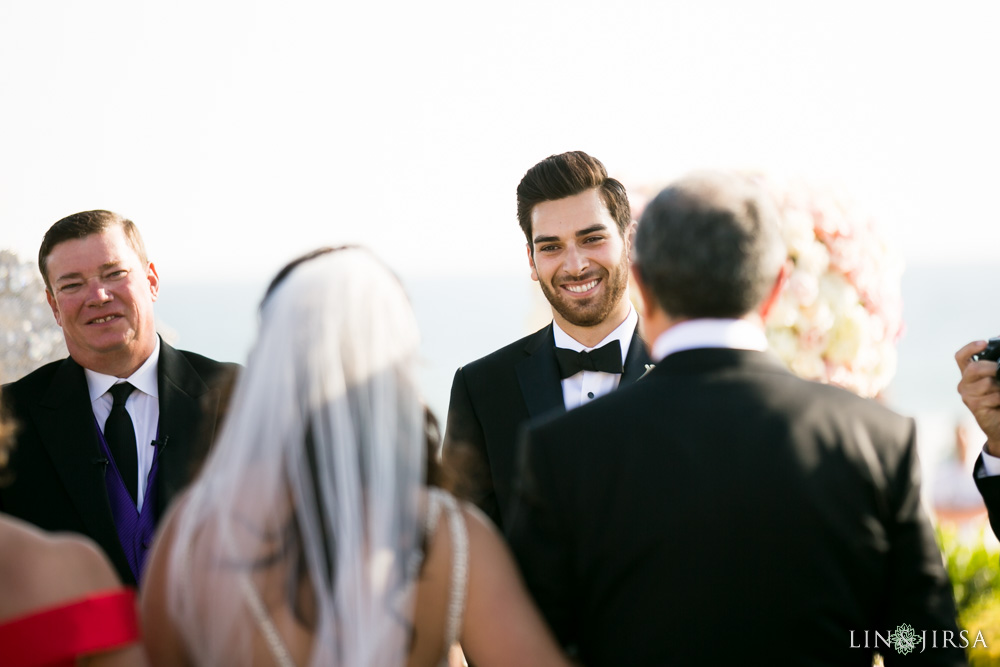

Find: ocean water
<box><xmin>155</xmin><ymin>262</ymin><xmax>998</xmax><ymax>479</ymax></box>
<box><xmin>155</xmin><ymin>274</ymin><xmax>540</xmax><ymax>423</ymax></box>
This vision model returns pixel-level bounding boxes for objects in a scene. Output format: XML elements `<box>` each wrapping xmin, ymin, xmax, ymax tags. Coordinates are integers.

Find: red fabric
<box><xmin>0</xmin><ymin>589</ymin><xmax>140</xmax><ymax>667</ymax></box>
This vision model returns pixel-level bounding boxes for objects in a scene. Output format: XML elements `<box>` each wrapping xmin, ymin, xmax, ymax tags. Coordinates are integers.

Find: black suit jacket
<box><xmin>0</xmin><ymin>340</ymin><xmax>236</xmax><ymax>584</ymax></box>
<box><xmin>443</xmin><ymin>323</ymin><xmax>651</xmax><ymax>529</ymax></box>
<box><xmin>973</xmin><ymin>455</ymin><xmax>1000</xmax><ymax>539</ymax></box>
<box><xmin>507</xmin><ymin>347</ymin><xmax>963</xmax><ymax>666</ymax></box>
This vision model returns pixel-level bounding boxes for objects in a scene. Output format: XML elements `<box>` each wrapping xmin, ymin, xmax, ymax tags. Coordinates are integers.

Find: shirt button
<box><xmin>587</xmin><ymin>392</ymin><xmax>595</xmax><ymax>399</ymax></box>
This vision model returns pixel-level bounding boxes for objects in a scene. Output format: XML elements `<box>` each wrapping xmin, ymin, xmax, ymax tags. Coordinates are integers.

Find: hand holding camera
<box><xmin>957</xmin><ymin>336</ymin><xmax>1000</xmax><ymax>458</ymax></box>
<box><xmin>972</xmin><ymin>337</ymin><xmax>1000</xmax><ymax>364</ymax></box>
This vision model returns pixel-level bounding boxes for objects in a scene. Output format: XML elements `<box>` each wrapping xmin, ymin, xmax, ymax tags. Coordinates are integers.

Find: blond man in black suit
<box><xmin>0</xmin><ymin>211</ymin><xmax>234</xmax><ymax>585</ymax></box>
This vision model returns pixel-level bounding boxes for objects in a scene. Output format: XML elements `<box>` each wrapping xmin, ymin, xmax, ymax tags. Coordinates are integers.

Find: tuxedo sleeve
<box><xmin>505</xmin><ymin>424</ymin><xmax>578</xmax><ymax>652</ymax></box>
<box><xmin>974</xmin><ymin>455</ymin><xmax>1000</xmax><ymax>540</ymax></box>
<box><xmin>882</xmin><ymin>422</ymin><xmax>965</xmax><ymax>666</ymax></box>
<box><xmin>442</xmin><ymin>367</ymin><xmax>501</xmax><ymax>526</ymax></box>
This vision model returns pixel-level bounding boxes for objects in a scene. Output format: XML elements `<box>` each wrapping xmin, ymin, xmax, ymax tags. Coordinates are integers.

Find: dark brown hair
<box><xmin>516</xmin><ymin>151</ymin><xmax>631</xmax><ymax>246</ymax></box>
<box><xmin>38</xmin><ymin>210</ymin><xmax>148</xmax><ymax>292</ymax></box>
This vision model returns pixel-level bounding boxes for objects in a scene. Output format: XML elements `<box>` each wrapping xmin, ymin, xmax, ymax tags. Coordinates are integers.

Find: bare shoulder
<box><xmin>421</xmin><ymin>494</ymin><xmax>507</xmax><ymax>587</ymax></box>
<box><xmin>139</xmin><ymin>490</ymin><xmax>199</xmax><ymax>667</ymax></box>
<box><xmin>456</xmin><ymin>500</ymin><xmax>519</xmax><ymax>582</ymax></box>
<box><xmin>0</xmin><ymin>515</ymin><xmax>121</xmax><ymax>619</ymax></box>
<box><xmin>459</xmin><ymin>501</ymin><xmax>504</xmax><ymax>547</ymax></box>
<box><xmin>49</xmin><ymin>532</ymin><xmax>121</xmax><ymax>591</ymax></box>
<box><xmin>140</xmin><ymin>489</ymin><xmax>191</xmax><ymax>604</ymax></box>
<box><xmin>451</xmin><ymin>500</ymin><xmax>572</xmax><ymax>666</ymax></box>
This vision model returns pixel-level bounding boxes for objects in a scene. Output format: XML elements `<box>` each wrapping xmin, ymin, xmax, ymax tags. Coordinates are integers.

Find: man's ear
<box><xmin>526</xmin><ymin>243</ymin><xmax>538</xmax><ymax>282</ymax></box>
<box><xmin>759</xmin><ymin>260</ymin><xmax>791</xmax><ymax>321</ymax></box>
<box><xmin>630</xmin><ymin>263</ymin><xmax>655</xmax><ymax>321</ymax></box>
<box><xmin>625</xmin><ymin>221</ymin><xmax>637</xmax><ymax>261</ymax></box>
<box><xmin>45</xmin><ymin>289</ymin><xmax>63</xmax><ymax>327</ymax></box>
<box><xmin>147</xmin><ymin>261</ymin><xmax>160</xmax><ymax>302</ymax></box>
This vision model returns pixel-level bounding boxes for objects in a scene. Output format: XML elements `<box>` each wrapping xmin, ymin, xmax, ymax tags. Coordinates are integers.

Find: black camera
<box><xmin>973</xmin><ymin>337</ymin><xmax>1000</xmax><ymax>362</ymax></box>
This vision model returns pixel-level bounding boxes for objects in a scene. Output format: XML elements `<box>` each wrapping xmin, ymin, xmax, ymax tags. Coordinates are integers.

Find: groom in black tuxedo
<box><xmin>0</xmin><ymin>210</ymin><xmax>235</xmax><ymax>585</ymax></box>
<box><xmin>508</xmin><ymin>173</ymin><xmax>964</xmax><ymax>665</ymax></box>
<box><xmin>443</xmin><ymin>151</ymin><xmax>652</xmax><ymax>529</ymax></box>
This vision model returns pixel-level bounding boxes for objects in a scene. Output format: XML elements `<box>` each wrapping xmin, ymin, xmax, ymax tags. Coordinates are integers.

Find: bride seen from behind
<box><xmin>140</xmin><ymin>247</ymin><xmax>570</xmax><ymax>667</ymax></box>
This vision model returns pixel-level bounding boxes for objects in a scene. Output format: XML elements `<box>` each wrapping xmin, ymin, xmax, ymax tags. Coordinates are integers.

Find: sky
<box><xmin>2</xmin><ymin>1</ymin><xmax>999</xmax><ymax>282</ymax></box>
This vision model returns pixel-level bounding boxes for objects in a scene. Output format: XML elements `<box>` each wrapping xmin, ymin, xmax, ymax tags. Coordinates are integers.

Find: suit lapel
<box><xmin>515</xmin><ymin>322</ymin><xmax>653</xmax><ymax>415</ymax></box>
<box><xmin>33</xmin><ymin>358</ymin><xmax>128</xmax><ymax>571</ymax></box>
<box><xmin>155</xmin><ymin>341</ymin><xmax>215</xmax><ymax>517</ymax></box>
<box><xmin>515</xmin><ymin>325</ymin><xmax>566</xmax><ymax>421</ymax></box>
<box><xmin>620</xmin><ymin>325</ymin><xmax>652</xmax><ymax>387</ymax></box>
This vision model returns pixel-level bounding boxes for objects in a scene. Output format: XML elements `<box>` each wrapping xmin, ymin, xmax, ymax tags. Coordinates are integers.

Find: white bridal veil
<box><xmin>165</xmin><ymin>248</ymin><xmax>426</xmax><ymax>666</ymax></box>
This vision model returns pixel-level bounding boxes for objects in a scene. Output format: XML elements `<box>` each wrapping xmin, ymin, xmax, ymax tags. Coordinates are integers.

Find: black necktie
<box><xmin>554</xmin><ymin>340</ymin><xmax>624</xmax><ymax>380</ymax></box>
<box><xmin>105</xmin><ymin>382</ymin><xmax>138</xmax><ymax>503</ymax></box>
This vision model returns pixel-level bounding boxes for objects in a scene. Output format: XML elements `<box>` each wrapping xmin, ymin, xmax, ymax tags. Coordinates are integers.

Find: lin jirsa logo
<box><xmin>851</xmin><ymin>623</ymin><xmax>987</xmax><ymax>655</ymax></box>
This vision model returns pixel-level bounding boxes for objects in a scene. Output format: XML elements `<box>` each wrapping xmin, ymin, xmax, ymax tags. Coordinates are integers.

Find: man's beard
<box><xmin>538</xmin><ymin>250</ymin><xmax>630</xmax><ymax>328</ymax></box>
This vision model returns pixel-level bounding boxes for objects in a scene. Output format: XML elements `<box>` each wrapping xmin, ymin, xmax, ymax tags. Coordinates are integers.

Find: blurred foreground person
<box><xmin>0</xmin><ymin>386</ymin><xmax>146</xmax><ymax>665</ymax></box>
<box><xmin>508</xmin><ymin>172</ymin><xmax>965</xmax><ymax>666</ymax></box>
<box><xmin>141</xmin><ymin>247</ymin><xmax>569</xmax><ymax>667</ymax></box>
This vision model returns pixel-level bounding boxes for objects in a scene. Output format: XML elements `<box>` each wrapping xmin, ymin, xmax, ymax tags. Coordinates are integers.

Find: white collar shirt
<box><xmin>650</xmin><ymin>318</ymin><xmax>768</xmax><ymax>363</ymax></box>
<box><xmin>552</xmin><ymin>306</ymin><xmax>639</xmax><ymax>411</ymax></box>
<box><xmin>977</xmin><ymin>446</ymin><xmax>1000</xmax><ymax>478</ymax></box>
<box><xmin>85</xmin><ymin>336</ymin><xmax>161</xmax><ymax>512</ymax></box>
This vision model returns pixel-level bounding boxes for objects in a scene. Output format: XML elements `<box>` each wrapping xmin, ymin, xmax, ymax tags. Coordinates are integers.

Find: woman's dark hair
<box><xmin>261</xmin><ymin>245</ymin><xmax>358</xmax><ymax>308</ymax></box>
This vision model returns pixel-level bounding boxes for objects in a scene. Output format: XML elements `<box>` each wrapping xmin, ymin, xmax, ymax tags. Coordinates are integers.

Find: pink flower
<box><xmin>758</xmin><ymin>174</ymin><xmax>904</xmax><ymax>398</ymax></box>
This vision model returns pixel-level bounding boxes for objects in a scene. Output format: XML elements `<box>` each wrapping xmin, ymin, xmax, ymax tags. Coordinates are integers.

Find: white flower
<box><xmin>768</xmin><ymin>328</ymin><xmax>800</xmax><ymax>365</ymax></box>
<box><xmin>826</xmin><ymin>303</ymin><xmax>868</xmax><ymax>365</ymax></box>
<box><xmin>759</xmin><ymin>176</ymin><xmax>904</xmax><ymax>398</ymax></box>
<box><xmin>789</xmin><ymin>349</ymin><xmax>826</xmax><ymax>382</ymax></box>
<box><xmin>795</xmin><ymin>239</ymin><xmax>831</xmax><ymax>277</ymax></box>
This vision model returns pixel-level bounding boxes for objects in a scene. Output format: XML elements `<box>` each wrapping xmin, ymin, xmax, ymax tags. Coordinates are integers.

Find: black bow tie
<box><xmin>554</xmin><ymin>340</ymin><xmax>624</xmax><ymax>379</ymax></box>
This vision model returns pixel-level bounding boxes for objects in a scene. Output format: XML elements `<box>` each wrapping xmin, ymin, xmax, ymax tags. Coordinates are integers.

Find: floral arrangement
<box><xmin>627</xmin><ymin>173</ymin><xmax>905</xmax><ymax>399</ymax></box>
<box><xmin>751</xmin><ymin>174</ymin><xmax>905</xmax><ymax>398</ymax></box>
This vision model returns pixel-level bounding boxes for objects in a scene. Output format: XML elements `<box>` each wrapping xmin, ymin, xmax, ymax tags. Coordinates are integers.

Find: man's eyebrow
<box><xmin>54</xmin><ymin>262</ymin><xmax>121</xmax><ymax>284</ymax></box>
<box><xmin>533</xmin><ymin>224</ymin><xmax>610</xmax><ymax>246</ymax></box>
<box><xmin>575</xmin><ymin>224</ymin><xmax>608</xmax><ymax>237</ymax></box>
<box><xmin>54</xmin><ymin>271</ymin><xmax>84</xmax><ymax>284</ymax></box>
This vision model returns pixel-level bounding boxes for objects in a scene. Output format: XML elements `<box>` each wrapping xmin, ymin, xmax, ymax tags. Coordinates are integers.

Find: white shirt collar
<box><xmin>85</xmin><ymin>336</ymin><xmax>161</xmax><ymax>403</ymax></box>
<box><xmin>650</xmin><ymin>318</ymin><xmax>767</xmax><ymax>363</ymax></box>
<box><xmin>552</xmin><ymin>306</ymin><xmax>638</xmax><ymax>363</ymax></box>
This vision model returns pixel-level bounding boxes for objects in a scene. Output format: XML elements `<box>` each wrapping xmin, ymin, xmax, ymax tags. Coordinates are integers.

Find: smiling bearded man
<box><xmin>442</xmin><ymin>151</ymin><xmax>652</xmax><ymax>529</ymax></box>
<box><xmin>0</xmin><ymin>210</ymin><xmax>237</xmax><ymax>585</ymax></box>
<box><xmin>530</xmin><ymin>186</ymin><xmax>633</xmax><ymax>330</ymax></box>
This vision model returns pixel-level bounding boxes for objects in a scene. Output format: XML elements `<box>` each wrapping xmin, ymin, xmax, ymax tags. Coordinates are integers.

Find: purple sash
<box><xmin>94</xmin><ymin>419</ymin><xmax>160</xmax><ymax>583</ymax></box>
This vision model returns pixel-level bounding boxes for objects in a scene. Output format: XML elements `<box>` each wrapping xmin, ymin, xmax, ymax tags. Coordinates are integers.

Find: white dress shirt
<box><xmin>85</xmin><ymin>337</ymin><xmax>161</xmax><ymax>512</ymax></box>
<box><xmin>650</xmin><ymin>318</ymin><xmax>768</xmax><ymax>363</ymax></box>
<box><xmin>977</xmin><ymin>447</ymin><xmax>1000</xmax><ymax>478</ymax></box>
<box><xmin>552</xmin><ymin>306</ymin><xmax>639</xmax><ymax>411</ymax></box>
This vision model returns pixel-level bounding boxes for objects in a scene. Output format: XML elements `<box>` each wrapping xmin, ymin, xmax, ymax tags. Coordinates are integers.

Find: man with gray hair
<box><xmin>507</xmin><ymin>172</ymin><xmax>964</xmax><ymax>665</ymax></box>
